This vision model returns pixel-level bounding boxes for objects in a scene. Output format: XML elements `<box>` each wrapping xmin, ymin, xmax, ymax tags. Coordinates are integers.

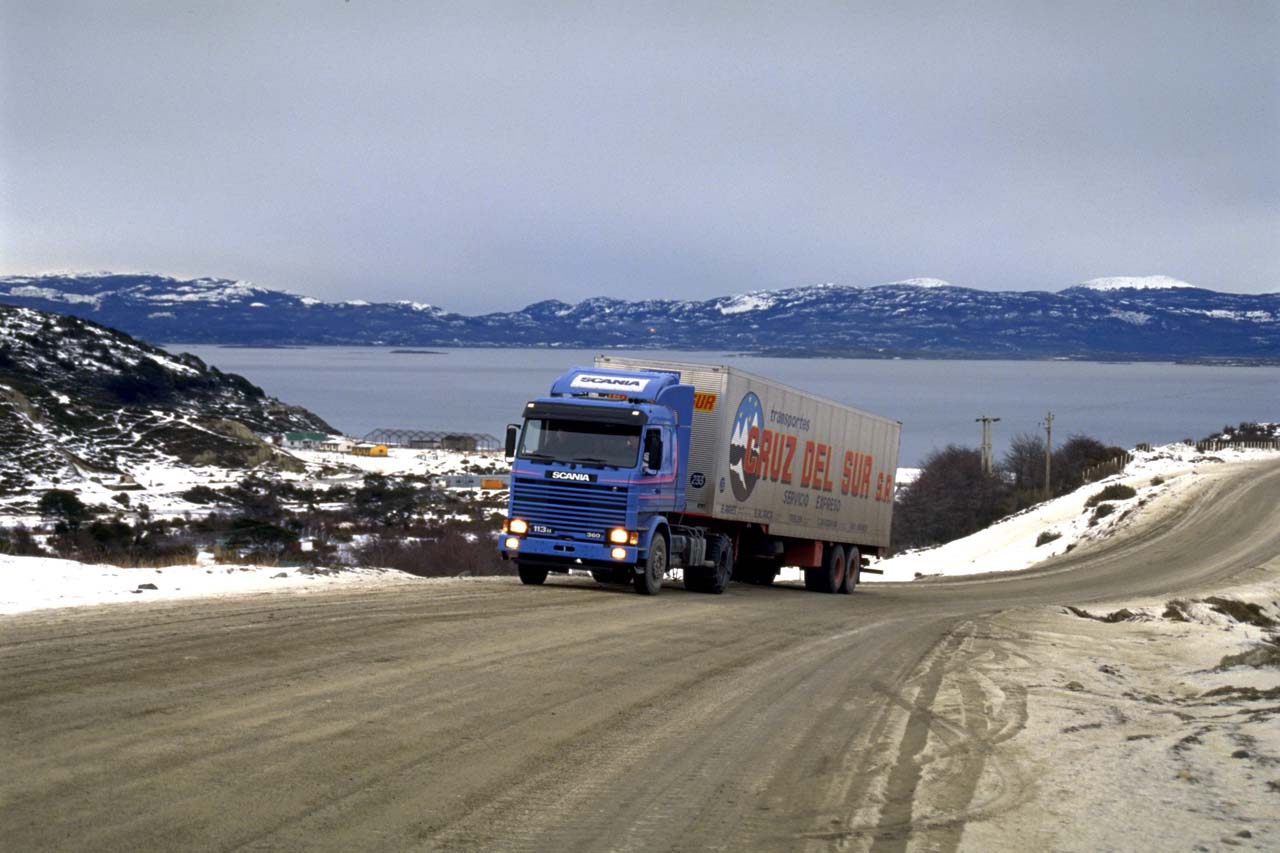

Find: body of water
<box><xmin>169</xmin><ymin>346</ymin><xmax>1279</xmax><ymax>467</ymax></box>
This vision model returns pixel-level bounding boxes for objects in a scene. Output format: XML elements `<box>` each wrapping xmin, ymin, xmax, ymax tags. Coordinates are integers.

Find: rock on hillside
<box><xmin>0</xmin><ymin>305</ymin><xmax>333</xmax><ymax>494</ymax></box>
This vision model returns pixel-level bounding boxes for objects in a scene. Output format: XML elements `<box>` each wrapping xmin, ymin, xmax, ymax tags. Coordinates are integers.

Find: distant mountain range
<box><xmin>1</xmin><ymin>272</ymin><xmax>1277</xmax><ymax>360</ymax></box>
<box><xmin>0</xmin><ymin>303</ymin><xmax>331</xmax><ymax>494</ymax></box>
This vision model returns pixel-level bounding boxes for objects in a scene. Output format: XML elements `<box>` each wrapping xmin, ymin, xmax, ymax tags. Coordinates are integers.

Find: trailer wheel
<box><xmin>686</xmin><ymin>535</ymin><xmax>732</xmax><ymax>594</ymax></box>
<box><xmin>516</xmin><ymin>562</ymin><xmax>548</xmax><ymax>586</ymax></box>
<box><xmin>634</xmin><ymin>534</ymin><xmax>666</xmax><ymax>595</ymax></box>
<box><xmin>808</xmin><ymin>544</ymin><xmax>845</xmax><ymax>594</ymax></box>
<box><xmin>839</xmin><ymin>547</ymin><xmax>861</xmax><ymax>594</ymax></box>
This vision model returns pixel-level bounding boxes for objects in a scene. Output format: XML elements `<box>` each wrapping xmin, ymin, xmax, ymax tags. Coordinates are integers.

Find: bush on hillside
<box><xmin>353</xmin><ymin>474</ymin><xmax>420</xmax><ymax>528</ymax></box>
<box><xmin>892</xmin><ymin>445</ymin><xmax>1008</xmax><ymax>550</ymax></box>
<box><xmin>38</xmin><ymin>489</ymin><xmax>91</xmax><ymax>532</ymax></box>
<box><xmin>1035</xmin><ymin>530</ymin><xmax>1061</xmax><ymax>547</ymax></box>
<box><xmin>354</xmin><ymin>530</ymin><xmax>506</xmax><ymax>577</ymax></box>
<box><xmin>1051</xmin><ymin>435</ymin><xmax>1128</xmax><ymax>495</ymax></box>
<box><xmin>1085</xmin><ymin>484</ymin><xmax>1137</xmax><ymax>507</ymax></box>
<box><xmin>0</xmin><ymin>524</ymin><xmax>47</xmax><ymax>556</ymax></box>
<box><xmin>48</xmin><ymin>517</ymin><xmax>196</xmax><ymax>566</ymax></box>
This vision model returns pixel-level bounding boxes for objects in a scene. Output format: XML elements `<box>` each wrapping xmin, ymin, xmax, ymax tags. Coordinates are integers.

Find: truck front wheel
<box><xmin>516</xmin><ymin>562</ymin><xmax>549</xmax><ymax>586</ymax></box>
<box><xmin>634</xmin><ymin>535</ymin><xmax>667</xmax><ymax>595</ymax></box>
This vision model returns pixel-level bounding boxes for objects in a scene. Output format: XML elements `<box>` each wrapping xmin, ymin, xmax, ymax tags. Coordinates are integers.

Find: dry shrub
<box><xmin>355</xmin><ymin>532</ymin><xmax>509</xmax><ymax>578</ymax></box>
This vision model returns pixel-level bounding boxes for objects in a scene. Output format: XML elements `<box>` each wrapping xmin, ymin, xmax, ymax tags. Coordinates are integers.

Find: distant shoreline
<box><xmin>161</xmin><ymin>344</ymin><xmax>1280</xmax><ymax>367</ymax></box>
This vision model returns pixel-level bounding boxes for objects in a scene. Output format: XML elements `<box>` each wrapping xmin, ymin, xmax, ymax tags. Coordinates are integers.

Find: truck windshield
<box><xmin>518</xmin><ymin>419</ymin><xmax>641</xmax><ymax>468</ymax></box>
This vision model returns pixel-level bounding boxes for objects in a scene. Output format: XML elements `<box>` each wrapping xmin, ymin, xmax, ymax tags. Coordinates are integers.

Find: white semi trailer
<box><xmin>499</xmin><ymin>356</ymin><xmax>901</xmax><ymax>594</ymax></box>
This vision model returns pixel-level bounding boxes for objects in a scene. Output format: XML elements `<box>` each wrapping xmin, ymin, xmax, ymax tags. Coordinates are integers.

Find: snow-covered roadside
<box><xmin>0</xmin><ymin>446</ymin><xmax>506</xmax><ymax>527</ymax></box>
<box><xmin>865</xmin><ymin>443</ymin><xmax>1279</xmax><ymax>583</ymax></box>
<box><xmin>3</xmin><ymin>442</ymin><xmax>1275</xmax><ymax>615</ymax></box>
<box><xmin>0</xmin><ymin>553</ymin><xmax>429</xmax><ymax>615</ymax></box>
<box><xmin>942</xmin><ymin>579</ymin><xmax>1280</xmax><ymax>851</ymax></box>
<box><xmin>0</xmin><ymin>445</ymin><xmax>509</xmax><ymax>615</ymax></box>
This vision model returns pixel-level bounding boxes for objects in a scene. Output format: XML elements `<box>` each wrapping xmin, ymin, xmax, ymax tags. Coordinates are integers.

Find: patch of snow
<box><xmin>4</xmin><ymin>285</ymin><xmax>105</xmax><ymax>308</ymax></box>
<box><xmin>886</xmin><ymin>277</ymin><xmax>952</xmax><ymax>288</ymax></box>
<box><xmin>717</xmin><ymin>292</ymin><xmax>777</xmax><ymax>315</ymax></box>
<box><xmin>395</xmin><ymin>300</ymin><xmax>437</xmax><ymax>312</ymax></box>
<box><xmin>1107</xmin><ymin>309</ymin><xmax>1151</xmax><ymax>325</ymax></box>
<box><xmin>1182</xmin><ymin>308</ymin><xmax>1275</xmax><ymax>323</ymax></box>
<box><xmin>0</xmin><ymin>555</ymin><xmax>419</xmax><ymax>615</ymax></box>
<box><xmin>143</xmin><ymin>280</ymin><xmax>262</xmax><ymax>303</ymax></box>
<box><xmin>1078</xmin><ymin>275</ymin><xmax>1195</xmax><ymax>291</ymax></box>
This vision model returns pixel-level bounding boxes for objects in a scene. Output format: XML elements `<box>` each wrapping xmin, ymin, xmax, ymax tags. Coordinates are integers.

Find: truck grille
<box><xmin>510</xmin><ymin>477</ymin><xmax>628</xmax><ymax>538</ymax></box>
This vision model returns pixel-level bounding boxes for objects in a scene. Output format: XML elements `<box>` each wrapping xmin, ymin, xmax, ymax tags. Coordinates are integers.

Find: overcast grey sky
<box><xmin>2</xmin><ymin>1</ymin><xmax>1277</xmax><ymax>312</ymax></box>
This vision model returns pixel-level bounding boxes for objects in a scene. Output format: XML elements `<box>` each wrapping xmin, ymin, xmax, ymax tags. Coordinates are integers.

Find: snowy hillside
<box><xmin>0</xmin><ymin>304</ymin><xmax>331</xmax><ymax>494</ymax></box>
<box><xmin>866</xmin><ymin>443</ymin><xmax>1278</xmax><ymax>582</ymax></box>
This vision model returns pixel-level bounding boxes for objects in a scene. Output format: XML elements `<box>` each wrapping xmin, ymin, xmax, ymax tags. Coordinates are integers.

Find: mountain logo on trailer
<box><xmin>728</xmin><ymin>391</ymin><xmax>762</xmax><ymax>501</ymax></box>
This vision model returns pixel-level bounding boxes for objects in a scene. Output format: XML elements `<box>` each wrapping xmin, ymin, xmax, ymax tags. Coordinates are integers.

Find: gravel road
<box><xmin>3</xmin><ymin>458</ymin><xmax>1278</xmax><ymax>851</ymax></box>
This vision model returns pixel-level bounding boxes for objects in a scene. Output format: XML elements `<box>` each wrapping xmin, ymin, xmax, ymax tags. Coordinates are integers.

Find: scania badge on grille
<box><xmin>545</xmin><ymin>470</ymin><xmax>598</xmax><ymax>482</ymax></box>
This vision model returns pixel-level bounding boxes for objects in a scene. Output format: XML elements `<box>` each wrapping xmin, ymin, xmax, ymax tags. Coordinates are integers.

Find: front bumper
<box><xmin>499</xmin><ymin>536</ymin><xmax>636</xmax><ymax>567</ymax></box>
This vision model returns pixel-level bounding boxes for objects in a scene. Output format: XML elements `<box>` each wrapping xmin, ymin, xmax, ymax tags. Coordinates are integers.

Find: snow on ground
<box><xmin>0</xmin><ymin>446</ymin><xmax>506</xmax><ymax>527</ymax></box>
<box><xmin>0</xmin><ymin>552</ymin><xmax>426</xmax><ymax>615</ymax></box>
<box><xmin>284</xmin><ymin>447</ymin><xmax>503</xmax><ymax>479</ymax></box>
<box><xmin>0</xmin><ymin>446</ymin><xmax>509</xmax><ymax>615</ymax></box>
<box><xmin>947</xmin><ymin>574</ymin><xmax>1280</xmax><ymax>851</ymax></box>
<box><xmin>1077</xmin><ymin>274</ymin><xmax>1195</xmax><ymax>291</ymax></box>
<box><xmin>864</xmin><ymin>443</ymin><xmax>1279</xmax><ymax>583</ymax></box>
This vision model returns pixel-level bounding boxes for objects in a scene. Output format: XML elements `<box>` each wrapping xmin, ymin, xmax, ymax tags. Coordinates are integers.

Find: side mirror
<box><xmin>505</xmin><ymin>424</ymin><xmax>519</xmax><ymax>460</ymax></box>
<box><xmin>644</xmin><ymin>431</ymin><xmax>663</xmax><ymax>471</ymax></box>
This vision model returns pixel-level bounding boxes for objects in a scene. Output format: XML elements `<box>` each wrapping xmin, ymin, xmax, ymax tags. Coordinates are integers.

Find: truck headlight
<box><xmin>504</xmin><ymin>537</ymin><xmax>520</xmax><ymax>550</ymax></box>
<box><xmin>509</xmin><ymin>518</ymin><xmax>528</xmax><ymax>535</ymax></box>
<box><xmin>608</xmin><ymin>528</ymin><xmax>630</xmax><ymax>544</ymax></box>
<box><xmin>610</xmin><ymin>547</ymin><xmax>627</xmax><ymax>560</ymax></box>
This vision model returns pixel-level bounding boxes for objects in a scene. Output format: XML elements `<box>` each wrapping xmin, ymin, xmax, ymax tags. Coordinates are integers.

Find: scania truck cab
<box><xmin>498</xmin><ymin>366</ymin><xmax>732</xmax><ymax>595</ymax></box>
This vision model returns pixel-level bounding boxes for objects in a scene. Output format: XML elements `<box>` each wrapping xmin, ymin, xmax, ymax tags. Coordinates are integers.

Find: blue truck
<box><xmin>499</xmin><ymin>357</ymin><xmax>901</xmax><ymax>595</ymax></box>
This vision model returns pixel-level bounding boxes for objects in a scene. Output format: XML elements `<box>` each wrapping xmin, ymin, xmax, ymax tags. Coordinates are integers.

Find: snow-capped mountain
<box><xmin>0</xmin><ymin>303</ymin><xmax>332</xmax><ymax>494</ymax></box>
<box><xmin>1</xmin><ymin>272</ymin><xmax>1277</xmax><ymax>360</ymax></box>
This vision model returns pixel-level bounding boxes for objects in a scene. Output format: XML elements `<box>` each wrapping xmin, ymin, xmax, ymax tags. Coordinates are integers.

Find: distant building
<box><xmin>437</xmin><ymin>474</ymin><xmax>510</xmax><ymax>490</ymax></box>
<box><xmin>320</xmin><ymin>438</ymin><xmax>354</xmax><ymax>453</ymax></box>
<box><xmin>441</xmin><ymin>433</ymin><xmax>478</xmax><ymax>452</ymax></box>
<box><xmin>363</xmin><ymin>428</ymin><xmax>500</xmax><ymax>452</ymax></box>
<box><xmin>351</xmin><ymin>443</ymin><xmax>389</xmax><ymax>457</ymax></box>
<box><xmin>283</xmin><ymin>430</ymin><xmax>329</xmax><ymax>449</ymax></box>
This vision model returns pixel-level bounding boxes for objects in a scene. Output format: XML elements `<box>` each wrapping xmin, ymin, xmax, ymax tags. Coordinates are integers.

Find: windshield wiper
<box><xmin>520</xmin><ymin>453</ymin><xmax>556</xmax><ymax>463</ymax></box>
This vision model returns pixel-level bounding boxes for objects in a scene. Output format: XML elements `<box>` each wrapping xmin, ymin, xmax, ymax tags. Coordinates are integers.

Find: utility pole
<box><xmin>1042</xmin><ymin>411</ymin><xmax>1054</xmax><ymax>499</ymax></box>
<box><xmin>976</xmin><ymin>416</ymin><xmax>1001</xmax><ymax>475</ymax></box>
